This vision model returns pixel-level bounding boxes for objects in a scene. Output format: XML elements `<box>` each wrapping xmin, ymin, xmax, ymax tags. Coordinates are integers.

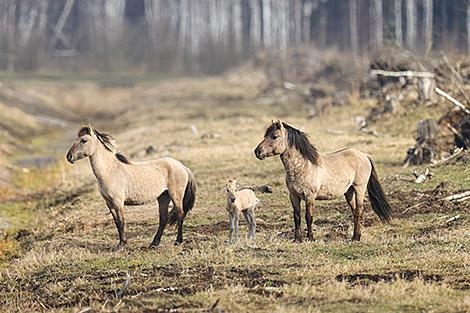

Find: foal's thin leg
<box><xmin>305</xmin><ymin>200</ymin><xmax>315</xmax><ymax>241</ymax></box>
<box><xmin>229</xmin><ymin>211</ymin><xmax>235</xmax><ymax>243</ymax></box>
<box><xmin>247</xmin><ymin>206</ymin><xmax>256</xmax><ymax>239</ymax></box>
<box><xmin>242</xmin><ymin>209</ymin><xmax>250</xmax><ymax>239</ymax></box>
<box><xmin>289</xmin><ymin>193</ymin><xmax>302</xmax><ymax>242</ymax></box>
<box><xmin>150</xmin><ymin>193</ymin><xmax>170</xmax><ymax>247</ymax></box>
<box><xmin>234</xmin><ymin>212</ymin><xmax>240</xmax><ymax>242</ymax></box>
<box><xmin>352</xmin><ymin>186</ymin><xmax>365</xmax><ymax>241</ymax></box>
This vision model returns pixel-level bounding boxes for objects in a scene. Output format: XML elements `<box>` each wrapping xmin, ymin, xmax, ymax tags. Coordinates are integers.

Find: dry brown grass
<box><xmin>0</xmin><ymin>70</ymin><xmax>469</xmax><ymax>312</ymax></box>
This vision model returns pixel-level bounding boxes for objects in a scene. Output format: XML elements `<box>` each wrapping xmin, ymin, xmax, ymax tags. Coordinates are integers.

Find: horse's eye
<box><xmin>272</xmin><ymin>134</ymin><xmax>279</xmax><ymax>140</ymax></box>
<box><xmin>81</xmin><ymin>139</ymin><xmax>87</xmax><ymax>143</ymax></box>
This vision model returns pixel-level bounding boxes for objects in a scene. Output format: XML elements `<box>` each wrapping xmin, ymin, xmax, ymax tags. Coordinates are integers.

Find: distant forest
<box><xmin>0</xmin><ymin>0</ymin><xmax>469</xmax><ymax>73</ymax></box>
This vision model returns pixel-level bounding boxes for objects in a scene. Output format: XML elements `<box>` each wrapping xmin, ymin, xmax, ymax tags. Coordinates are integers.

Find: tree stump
<box><xmin>404</xmin><ymin>119</ymin><xmax>439</xmax><ymax>166</ymax></box>
<box><xmin>418</xmin><ymin>77</ymin><xmax>436</xmax><ymax>103</ymax></box>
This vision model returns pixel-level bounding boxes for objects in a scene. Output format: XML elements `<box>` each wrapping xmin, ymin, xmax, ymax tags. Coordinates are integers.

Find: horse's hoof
<box><xmin>148</xmin><ymin>241</ymin><xmax>160</xmax><ymax>249</ymax></box>
<box><xmin>174</xmin><ymin>240</ymin><xmax>182</xmax><ymax>246</ymax></box>
<box><xmin>293</xmin><ymin>238</ymin><xmax>303</xmax><ymax>243</ymax></box>
<box><xmin>351</xmin><ymin>235</ymin><xmax>361</xmax><ymax>242</ymax></box>
<box><xmin>112</xmin><ymin>243</ymin><xmax>126</xmax><ymax>251</ymax></box>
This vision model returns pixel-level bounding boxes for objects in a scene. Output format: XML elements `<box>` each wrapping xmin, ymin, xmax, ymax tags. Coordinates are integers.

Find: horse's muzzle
<box><xmin>66</xmin><ymin>152</ymin><xmax>75</xmax><ymax>164</ymax></box>
<box><xmin>254</xmin><ymin>148</ymin><xmax>265</xmax><ymax>160</ymax></box>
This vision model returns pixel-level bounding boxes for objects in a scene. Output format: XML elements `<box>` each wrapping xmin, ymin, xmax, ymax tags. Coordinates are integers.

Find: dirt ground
<box><xmin>0</xmin><ymin>69</ymin><xmax>469</xmax><ymax>312</ymax></box>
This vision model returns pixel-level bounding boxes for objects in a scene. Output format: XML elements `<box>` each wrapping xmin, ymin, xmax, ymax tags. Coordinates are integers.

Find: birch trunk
<box><xmin>371</xmin><ymin>0</ymin><xmax>383</xmax><ymax>52</ymax></box>
<box><xmin>349</xmin><ymin>0</ymin><xmax>358</xmax><ymax>58</ymax></box>
<box><xmin>406</xmin><ymin>0</ymin><xmax>416</xmax><ymax>50</ymax></box>
<box><xmin>394</xmin><ymin>0</ymin><xmax>402</xmax><ymax>45</ymax></box>
<box><xmin>423</xmin><ymin>0</ymin><xmax>433</xmax><ymax>55</ymax></box>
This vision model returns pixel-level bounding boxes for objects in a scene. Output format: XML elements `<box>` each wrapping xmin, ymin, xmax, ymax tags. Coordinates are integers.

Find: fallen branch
<box><xmin>402</xmin><ymin>202</ymin><xmax>424</xmax><ymax>214</ymax></box>
<box><xmin>430</xmin><ymin>148</ymin><xmax>464</xmax><ymax>167</ymax></box>
<box><xmin>456</xmin><ymin>196</ymin><xmax>470</xmax><ymax>202</ymax></box>
<box><xmin>444</xmin><ymin>191</ymin><xmax>470</xmax><ymax>201</ymax></box>
<box><xmin>445</xmin><ymin>214</ymin><xmax>461</xmax><ymax>223</ymax></box>
<box><xmin>434</xmin><ymin>87</ymin><xmax>470</xmax><ymax>115</ymax></box>
<box><xmin>370</xmin><ymin>69</ymin><xmax>435</xmax><ymax>78</ymax></box>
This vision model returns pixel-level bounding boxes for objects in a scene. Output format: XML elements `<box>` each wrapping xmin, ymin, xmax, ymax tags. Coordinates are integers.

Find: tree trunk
<box><xmin>405</xmin><ymin>0</ymin><xmax>416</xmax><ymax>50</ymax></box>
<box><xmin>394</xmin><ymin>0</ymin><xmax>402</xmax><ymax>45</ymax></box>
<box><xmin>349</xmin><ymin>0</ymin><xmax>358</xmax><ymax>58</ymax></box>
<box><xmin>370</xmin><ymin>0</ymin><xmax>383</xmax><ymax>52</ymax></box>
<box><xmin>423</xmin><ymin>0</ymin><xmax>433</xmax><ymax>55</ymax></box>
<box><xmin>6</xmin><ymin>0</ymin><xmax>17</xmax><ymax>72</ymax></box>
<box><xmin>318</xmin><ymin>0</ymin><xmax>327</xmax><ymax>48</ymax></box>
<box><xmin>467</xmin><ymin>1</ymin><xmax>470</xmax><ymax>53</ymax></box>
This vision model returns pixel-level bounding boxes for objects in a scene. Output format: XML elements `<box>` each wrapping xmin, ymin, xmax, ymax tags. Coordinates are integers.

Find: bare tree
<box><xmin>423</xmin><ymin>0</ymin><xmax>433</xmax><ymax>55</ymax></box>
<box><xmin>318</xmin><ymin>0</ymin><xmax>327</xmax><ymax>48</ymax></box>
<box><xmin>394</xmin><ymin>0</ymin><xmax>403</xmax><ymax>45</ymax></box>
<box><xmin>406</xmin><ymin>0</ymin><xmax>417</xmax><ymax>50</ymax></box>
<box><xmin>467</xmin><ymin>0</ymin><xmax>470</xmax><ymax>53</ymax></box>
<box><xmin>370</xmin><ymin>0</ymin><xmax>383</xmax><ymax>52</ymax></box>
<box><xmin>349</xmin><ymin>0</ymin><xmax>359</xmax><ymax>59</ymax></box>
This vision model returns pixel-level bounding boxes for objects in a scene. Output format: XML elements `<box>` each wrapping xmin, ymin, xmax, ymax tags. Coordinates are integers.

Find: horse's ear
<box><xmin>276</xmin><ymin>119</ymin><xmax>285</xmax><ymax>131</ymax></box>
<box><xmin>78</xmin><ymin>125</ymin><xmax>92</xmax><ymax>137</ymax></box>
<box><xmin>87</xmin><ymin>123</ymin><xmax>94</xmax><ymax>136</ymax></box>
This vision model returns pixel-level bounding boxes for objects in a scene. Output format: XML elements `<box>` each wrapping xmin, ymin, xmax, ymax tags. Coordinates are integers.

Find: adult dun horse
<box><xmin>254</xmin><ymin>120</ymin><xmax>392</xmax><ymax>242</ymax></box>
<box><xmin>66</xmin><ymin>125</ymin><xmax>196</xmax><ymax>249</ymax></box>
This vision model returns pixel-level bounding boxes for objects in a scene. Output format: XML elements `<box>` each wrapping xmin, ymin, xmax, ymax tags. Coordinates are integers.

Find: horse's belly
<box><xmin>125</xmin><ymin>183</ymin><xmax>165</xmax><ymax>206</ymax></box>
<box><xmin>317</xmin><ymin>180</ymin><xmax>351</xmax><ymax>200</ymax></box>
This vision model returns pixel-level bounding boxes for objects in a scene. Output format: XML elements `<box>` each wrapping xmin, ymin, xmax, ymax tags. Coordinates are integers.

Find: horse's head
<box><xmin>225</xmin><ymin>178</ymin><xmax>237</xmax><ymax>203</ymax></box>
<box><xmin>254</xmin><ymin>119</ymin><xmax>288</xmax><ymax>160</ymax></box>
<box><xmin>66</xmin><ymin>125</ymin><xmax>97</xmax><ymax>164</ymax></box>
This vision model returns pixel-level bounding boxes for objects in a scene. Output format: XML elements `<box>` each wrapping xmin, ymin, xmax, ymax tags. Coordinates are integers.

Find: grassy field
<box><xmin>0</xmin><ymin>69</ymin><xmax>469</xmax><ymax>312</ymax></box>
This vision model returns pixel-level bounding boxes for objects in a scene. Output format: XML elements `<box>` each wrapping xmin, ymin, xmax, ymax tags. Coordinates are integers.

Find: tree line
<box><xmin>0</xmin><ymin>0</ymin><xmax>469</xmax><ymax>73</ymax></box>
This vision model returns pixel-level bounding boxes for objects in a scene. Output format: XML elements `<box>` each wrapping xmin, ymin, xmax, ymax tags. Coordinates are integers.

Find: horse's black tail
<box><xmin>168</xmin><ymin>169</ymin><xmax>196</xmax><ymax>226</ymax></box>
<box><xmin>367</xmin><ymin>157</ymin><xmax>393</xmax><ymax>222</ymax></box>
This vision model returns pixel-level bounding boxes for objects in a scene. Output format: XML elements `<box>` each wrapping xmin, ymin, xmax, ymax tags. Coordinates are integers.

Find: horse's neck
<box><xmin>89</xmin><ymin>144</ymin><xmax>119</xmax><ymax>183</ymax></box>
<box><xmin>280</xmin><ymin>147</ymin><xmax>315</xmax><ymax>178</ymax></box>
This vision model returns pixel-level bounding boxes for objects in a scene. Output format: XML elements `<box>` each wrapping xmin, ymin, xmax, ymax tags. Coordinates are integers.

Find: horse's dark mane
<box><xmin>265</xmin><ymin>122</ymin><xmax>319</xmax><ymax>164</ymax></box>
<box><xmin>78</xmin><ymin>126</ymin><xmax>131</xmax><ymax>164</ymax></box>
<box><xmin>115</xmin><ymin>153</ymin><xmax>131</xmax><ymax>164</ymax></box>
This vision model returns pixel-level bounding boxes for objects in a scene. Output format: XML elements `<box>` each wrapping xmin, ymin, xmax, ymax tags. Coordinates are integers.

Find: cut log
<box><xmin>404</xmin><ymin>119</ymin><xmax>439</xmax><ymax>166</ymax></box>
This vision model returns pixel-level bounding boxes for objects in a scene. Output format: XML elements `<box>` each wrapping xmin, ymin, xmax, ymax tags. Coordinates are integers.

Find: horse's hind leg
<box><xmin>242</xmin><ymin>209</ymin><xmax>250</xmax><ymax>239</ymax></box>
<box><xmin>150</xmin><ymin>192</ymin><xmax>171</xmax><ymax>248</ymax></box>
<box><xmin>347</xmin><ymin>185</ymin><xmax>364</xmax><ymax>241</ymax></box>
<box><xmin>247</xmin><ymin>206</ymin><xmax>256</xmax><ymax>239</ymax></box>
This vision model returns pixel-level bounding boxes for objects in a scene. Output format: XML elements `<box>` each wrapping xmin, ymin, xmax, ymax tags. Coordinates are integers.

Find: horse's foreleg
<box><xmin>305</xmin><ymin>200</ymin><xmax>315</xmax><ymax>241</ymax></box>
<box><xmin>105</xmin><ymin>199</ymin><xmax>127</xmax><ymax>249</ymax></box>
<box><xmin>150</xmin><ymin>193</ymin><xmax>170</xmax><ymax>248</ymax></box>
<box><xmin>352</xmin><ymin>186</ymin><xmax>365</xmax><ymax>241</ymax></box>
<box><xmin>114</xmin><ymin>203</ymin><xmax>127</xmax><ymax>248</ymax></box>
<box><xmin>289</xmin><ymin>193</ymin><xmax>302</xmax><ymax>243</ymax></box>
